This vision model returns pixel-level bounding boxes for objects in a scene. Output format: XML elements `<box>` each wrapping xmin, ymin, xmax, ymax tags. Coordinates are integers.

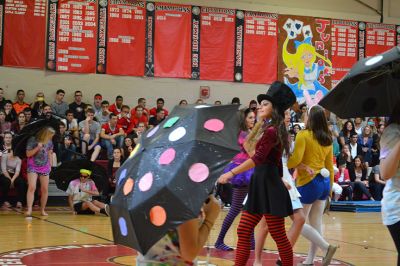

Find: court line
<box><xmin>13</xmin><ymin>209</ymin><xmax>113</xmax><ymax>243</ymax></box>
<box><xmin>12</xmin><ymin>210</ymin><xmax>396</xmax><ymax>254</ymax></box>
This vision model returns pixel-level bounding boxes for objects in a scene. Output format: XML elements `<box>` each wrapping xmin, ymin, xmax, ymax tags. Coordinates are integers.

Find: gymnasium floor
<box><xmin>0</xmin><ymin>207</ymin><xmax>397</xmax><ymax>265</ymax></box>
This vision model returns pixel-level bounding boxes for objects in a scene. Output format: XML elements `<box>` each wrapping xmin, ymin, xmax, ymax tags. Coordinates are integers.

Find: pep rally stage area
<box><xmin>0</xmin><ymin>207</ymin><xmax>396</xmax><ymax>266</ymax></box>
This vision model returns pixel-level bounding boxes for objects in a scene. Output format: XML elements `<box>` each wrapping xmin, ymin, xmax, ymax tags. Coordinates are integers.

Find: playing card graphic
<box><xmin>283</xmin><ymin>18</ymin><xmax>297</xmax><ymax>39</ymax></box>
<box><xmin>293</xmin><ymin>20</ymin><xmax>303</xmax><ymax>34</ymax></box>
<box><xmin>302</xmin><ymin>25</ymin><xmax>313</xmax><ymax>39</ymax></box>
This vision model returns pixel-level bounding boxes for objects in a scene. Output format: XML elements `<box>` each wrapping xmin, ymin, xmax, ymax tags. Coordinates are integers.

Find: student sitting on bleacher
<box><xmin>0</xmin><ymin>147</ymin><xmax>25</xmax><ymax>210</ymax></box>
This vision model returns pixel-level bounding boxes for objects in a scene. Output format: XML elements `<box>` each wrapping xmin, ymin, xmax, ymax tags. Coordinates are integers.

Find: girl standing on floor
<box><xmin>287</xmin><ymin>105</ymin><xmax>337</xmax><ymax>266</ymax></box>
<box><xmin>214</xmin><ymin>108</ymin><xmax>256</xmax><ymax>251</ymax></box>
<box><xmin>25</xmin><ymin>126</ymin><xmax>55</xmax><ymax>216</ymax></box>
<box><xmin>379</xmin><ymin>101</ymin><xmax>400</xmax><ymax>266</ymax></box>
<box><xmin>218</xmin><ymin>81</ymin><xmax>296</xmax><ymax>266</ymax></box>
<box><xmin>253</xmin><ymin>108</ymin><xmax>306</xmax><ymax>266</ymax></box>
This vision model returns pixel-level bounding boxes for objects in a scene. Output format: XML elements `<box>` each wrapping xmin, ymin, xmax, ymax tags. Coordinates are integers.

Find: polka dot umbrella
<box><xmin>109</xmin><ymin>104</ymin><xmax>240</xmax><ymax>255</ymax></box>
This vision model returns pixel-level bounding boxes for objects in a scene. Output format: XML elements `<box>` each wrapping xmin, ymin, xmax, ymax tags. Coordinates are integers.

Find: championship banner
<box><xmin>191</xmin><ymin>6</ymin><xmax>200</xmax><ymax>80</ymax></box>
<box><xmin>47</xmin><ymin>0</ymin><xmax>98</xmax><ymax>73</ymax></box>
<box><xmin>243</xmin><ymin>11</ymin><xmax>278</xmax><ymax>84</ymax></box>
<box><xmin>0</xmin><ymin>0</ymin><xmax>4</xmax><ymax>65</ymax></box>
<box><xmin>365</xmin><ymin>22</ymin><xmax>396</xmax><ymax>57</ymax></box>
<box><xmin>331</xmin><ymin>20</ymin><xmax>358</xmax><ymax>87</ymax></box>
<box><xmin>154</xmin><ymin>2</ymin><xmax>191</xmax><ymax>78</ymax></box>
<box><xmin>200</xmin><ymin>7</ymin><xmax>235</xmax><ymax>81</ymax></box>
<box><xmin>3</xmin><ymin>0</ymin><xmax>46</xmax><ymax>68</ymax></box>
<box><xmin>278</xmin><ymin>15</ymin><xmax>332</xmax><ymax>103</ymax></box>
<box><xmin>145</xmin><ymin>1</ymin><xmax>154</xmax><ymax>77</ymax></box>
<box><xmin>105</xmin><ymin>0</ymin><xmax>145</xmax><ymax>76</ymax></box>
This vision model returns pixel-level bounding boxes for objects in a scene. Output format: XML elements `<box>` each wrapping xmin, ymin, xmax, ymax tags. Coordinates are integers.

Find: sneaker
<box><xmin>322</xmin><ymin>245</ymin><xmax>337</xmax><ymax>266</ymax></box>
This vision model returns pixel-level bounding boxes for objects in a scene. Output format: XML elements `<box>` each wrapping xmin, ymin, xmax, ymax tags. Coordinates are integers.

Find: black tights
<box><xmin>388</xmin><ymin>220</ymin><xmax>400</xmax><ymax>266</ymax></box>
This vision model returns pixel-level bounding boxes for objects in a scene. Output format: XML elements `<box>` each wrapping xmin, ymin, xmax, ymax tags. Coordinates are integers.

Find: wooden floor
<box><xmin>0</xmin><ymin>207</ymin><xmax>397</xmax><ymax>265</ymax></box>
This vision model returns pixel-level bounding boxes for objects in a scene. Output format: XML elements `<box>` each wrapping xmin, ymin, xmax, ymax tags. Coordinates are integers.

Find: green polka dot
<box><xmin>163</xmin><ymin>116</ymin><xmax>180</xmax><ymax>128</ymax></box>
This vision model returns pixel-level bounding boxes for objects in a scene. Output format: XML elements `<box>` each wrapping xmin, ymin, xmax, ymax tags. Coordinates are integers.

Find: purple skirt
<box><xmin>223</xmin><ymin>161</ymin><xmax>254</xmax><ymax>187</ymax></box>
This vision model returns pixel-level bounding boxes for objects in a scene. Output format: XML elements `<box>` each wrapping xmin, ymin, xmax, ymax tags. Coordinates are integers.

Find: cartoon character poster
<box><xmin>278</xmin><ymin>15</ymin><xmax>332</xmax><ymax>104</ymax></box>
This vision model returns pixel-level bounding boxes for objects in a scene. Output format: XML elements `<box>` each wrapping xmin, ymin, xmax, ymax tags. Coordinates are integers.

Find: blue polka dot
<box><xmin>119</xmin><ymin>217</ymin><xmax>128</xmax><ymax>236</ymax></box>
<box><xmin>118</xmin><ymin>169</ymin><xmax>127</xmax><ymax>186</ymax></box>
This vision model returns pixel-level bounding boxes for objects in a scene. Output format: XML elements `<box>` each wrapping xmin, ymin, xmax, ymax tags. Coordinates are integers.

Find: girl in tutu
<box><xmin>215</xmin><ymin>108</ymin><xmax>256</xmax><ymax>251</ymax></box>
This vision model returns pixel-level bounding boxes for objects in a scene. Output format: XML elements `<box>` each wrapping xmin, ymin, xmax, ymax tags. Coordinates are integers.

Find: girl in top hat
<box><xmin>287</xmin><ymin>105</ymin><xmax>337</xmax><ymax>266</ymax></box>
<box><xmin>218</xmin><ymin>81</ymin><xmax>296</xmax><ymax>266</ymax></box>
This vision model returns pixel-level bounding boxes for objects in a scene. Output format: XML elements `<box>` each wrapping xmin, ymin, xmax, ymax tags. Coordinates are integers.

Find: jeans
<box><xmin>101</xmin><ymin>136</ymin><xmax>124</xmax><ymax>159</ymax></box>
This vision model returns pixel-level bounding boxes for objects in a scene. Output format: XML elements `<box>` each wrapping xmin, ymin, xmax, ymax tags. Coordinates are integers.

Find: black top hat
<box><xmin>257</xmin><ymin>81</ymin><xmax>296</xmax><ymax>115</ymax></box>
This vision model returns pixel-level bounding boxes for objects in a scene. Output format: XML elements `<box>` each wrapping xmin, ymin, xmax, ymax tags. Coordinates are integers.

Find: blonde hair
<box><xmin>282</xmin><ymin>37</ymin><xmax>332</xmax><ymax>89</ymax></box>
<box><xmin>36</xmin><ymin>126</ymin><xmax>55</xmax><ymax>143</ymax></box>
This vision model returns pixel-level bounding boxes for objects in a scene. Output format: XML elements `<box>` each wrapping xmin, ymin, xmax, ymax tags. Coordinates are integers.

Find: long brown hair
<box><xmin>238</xmin><ymin>108</ymin><xmax>254</xmax><ymax>132</ymax></box>
<box><xmin>306</xmin><ymin>105</ymin><xmax>332</xmax><ymax>146</ymax></box>
<box><xmin>270</xmin><ymin>108</ymin><xmax>290</xmax><ymax>156</ymax></box>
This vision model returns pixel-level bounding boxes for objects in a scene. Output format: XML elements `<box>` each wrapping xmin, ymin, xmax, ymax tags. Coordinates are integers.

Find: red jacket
<box><xmin>334</xmin><ymin>168</ymin><xmax>350</xmax><ymax>183</ymax></box>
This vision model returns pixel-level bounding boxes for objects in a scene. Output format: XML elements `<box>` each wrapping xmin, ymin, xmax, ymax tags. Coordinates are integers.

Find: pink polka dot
<box><xmin>159</xmin><ymin>148</ymin><xmax>176</xmax><ymax>165</ymax></box>
<box><xmin>138</xmin><ymin>172</ymin><xmax>153</xmax><ymax>192</ymax></box>
<box><xmin>204</xmin><ymin>119</ymin><xmax>224</xmax><ymax>132</ymax></box>
<box><xmin>188</xmin><ymin>163</ymin><xmax>209</xmax><ymax>183</ymax></box>
<box><xmin>150</xmin><ymin>206</ymin><xmax>167</xmax><ymax>227</ymax></box>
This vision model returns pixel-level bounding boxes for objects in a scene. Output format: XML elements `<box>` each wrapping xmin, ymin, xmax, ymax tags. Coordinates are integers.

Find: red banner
<box><xmin>154</xmin><ymin>3</ymin><xmax>191</xmax><ymax>78</ymax></box>
<box><xmin>106</xmin><ymin>1</ymin><xmax>145</xmax><ymax>76</ymax></box>
<box><xmin>55</xmin><ymin>0</ymin><xmax>97</xmax><ymax>73</ymax></box>
<box><xmin>200</xmin><ymin>7</ymin><xmax>235</xmax><ymax>81</ymax></box>
<box><xmin>331</xmin><ymin>20</ymin><xmax>358</xmax><ymax>86</ymax></box>
<box><xmin>3</xmin><ymin>0</ymin><xmax>46</xmax><ymax>68</ymax></box>
<box><xmin>365</xmin><ymin>22</ymin><xmax>396</xmax><ymax>57</ymax></box>
<box><xmin>243</xmin><ymin>11</ymin><xmax>277</xmax><ymax>84</ymax></box>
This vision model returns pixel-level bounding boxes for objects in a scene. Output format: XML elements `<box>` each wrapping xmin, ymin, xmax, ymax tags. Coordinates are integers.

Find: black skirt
<box><xmin>244</xmin><ymin>164</ymin><xmax>293</xmax><ymax>217</ymax></box>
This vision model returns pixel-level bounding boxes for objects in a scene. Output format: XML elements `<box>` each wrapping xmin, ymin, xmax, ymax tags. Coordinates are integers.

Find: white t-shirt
<box><xmin>66</xmin><ymin>179</ymin><xmax>97</xmax><ymax>205</ymax></box>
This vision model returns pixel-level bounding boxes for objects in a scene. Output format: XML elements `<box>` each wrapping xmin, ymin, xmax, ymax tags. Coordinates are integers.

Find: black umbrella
<box><xmin>13</xmin><ymin>117</ymin><xmax>61</xmax><ymax>158</ymax></box>
<box><xmin>109</xmin><ymin>104</ymin><xmax>240</xmax><ymax>254</ymax></box>
<box><xmin>50</xmin><ymin>159</ymin><xmax>108</xmax><ymax>193</ymax></box>
<box><xmin>320</xmin><ymin>46</ymin><xmax>400</xmax><ymax>118</ymax></box>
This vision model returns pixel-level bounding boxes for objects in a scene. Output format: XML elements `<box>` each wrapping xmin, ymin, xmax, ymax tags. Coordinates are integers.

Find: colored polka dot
<box><xmin>117</xmin><ymin>169</ymin><xmax>127</xmax><ymax>186</ymax></box>
<box><xmin>129</xmin><ymin>143</ymin><xmax>140</xmax><ymax>159</ymax></box>
<box><xmin>119</xmin><ymin>217</ymin><xmax>128</xmax><ymax>236</ymax></box>
<box><xmin>168</xmin><ymin>127</ymin><xmax>186</xmax><ymax>142</ymax></box>
<box><xmin>188</xmin><ymin>163</ymin><xmax>209</xmax><ymax>183</ymax></box>
<box><xmin>163</xmin><ymin>116</ymin><xmax>180</xmax><ymax>128</ymax></box>
<box><xmin>150</xmin><ymin>206</ymin><xmax>167</xmax><ymax>226</ymax></box>
<box><xmin>195</xmin><ymin>105</ymin><xmax>210</xmax><ymax>109</ymax></box>
<box><xmin>204</xmin><ymin>119</ymin><xmax>224</xmax><ymax>132</ymax></box>
<box><xmin>138</xmin><ymin>172</ymin><xmax>153</xmax><ymax>192</ymax></box>
<box><xmin>147</xmin><ymin>125</ymin><xmax>159</xmax><ymax>138</ymax></box>
<box><xmin>123</xmin><ymin>178</ymin><xmax>134</xmax><ymax>195</ymax></box>
<box><xmin>159</xmin><ymin>148</ymin><xmax>176</xmax><ymax>165</ymax></box>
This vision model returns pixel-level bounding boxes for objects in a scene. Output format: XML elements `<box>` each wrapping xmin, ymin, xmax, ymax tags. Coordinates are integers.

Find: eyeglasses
<box><xmin>80</xmin><ymin>174</ymin><xmax>89</xmax><ymax>178</ymax></box>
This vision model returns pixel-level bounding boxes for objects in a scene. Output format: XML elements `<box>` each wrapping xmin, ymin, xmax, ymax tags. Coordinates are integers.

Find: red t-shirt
<box><xmin>130</xmin><ymin>106</ymin><xmax>149</xmax><ymax>117</ymax></box>
<box><xmin>117</xmin><ymin>116</ymin><xmax>130</xmax><ymax>132</ymax></box>
<box><xmin>102</xmin><ymin>123</ymin><xmax>122</xmax><ymax>135</ymax></box>
<box><xmin>108</xmin><ymin>103</ymin><xmax>122</xmax><ymax>115</ymax></box>
<box><xmin>149</xmin><ymin>107</ymin><xmax>169</xmax><ymax>117</ymax></box>
<box><xmin>126</xmin><ymin>115</ymin><xmax>148</xmax><ymax>134</ymax></box>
